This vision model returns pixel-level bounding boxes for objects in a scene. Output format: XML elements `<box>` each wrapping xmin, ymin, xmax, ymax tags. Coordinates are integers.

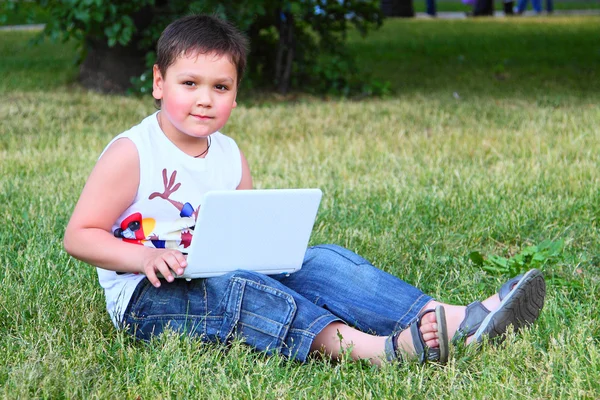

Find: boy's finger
<box><xmin>146</xmin><ymin>270</ymin><xmax>161</xmax><ymax>288</ymax></box>
<box><xmin>167</xmin><ymin>250</ymin><xmax>187</xmax><ymax>268</ymax></box>
<box><xmin>177</xmin><ymin>252</ymin><xmax>187</xmax><ymax>268</ymax></box>
<box><xmin>156</xmin><ymin>261</ymin><xmax>174</xmax><ymax>283</ymax></box>
<box><xmin>164</xmin><ymin>252</ymin><xmax>186</xmax><ymax>275</ymax></box>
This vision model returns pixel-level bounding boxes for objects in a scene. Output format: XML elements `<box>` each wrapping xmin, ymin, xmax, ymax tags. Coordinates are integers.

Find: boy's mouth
<box><xmin>191</xmin><ymin>114</ymin><xmax>213</xmax><ymax>120</ymax></box>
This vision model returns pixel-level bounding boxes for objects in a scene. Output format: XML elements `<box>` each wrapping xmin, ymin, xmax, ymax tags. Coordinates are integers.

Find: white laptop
<box><xmin>181</xmin><ymin>188</ymin><xmax>322</xmax><ymax>279</ymax></box>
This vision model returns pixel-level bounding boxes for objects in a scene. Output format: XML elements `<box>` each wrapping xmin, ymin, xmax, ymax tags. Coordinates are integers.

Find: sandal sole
<box><xmin>473</xmin><ymin>269</ymin><xmax>546</xmax><ymax>343</ymax></box>
<box><xmin>436</xmin><ymin>305</ymin><xmax>449</xmax><ymax>363</ymax></box>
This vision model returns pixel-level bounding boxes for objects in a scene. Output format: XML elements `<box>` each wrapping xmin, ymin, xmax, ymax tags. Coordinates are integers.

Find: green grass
<box><xmin>0</xmin><ymin>1</ymin><xmax>599</xmax><ymax>26</ymax></box>
<box><xmin>0</xmin><ymin>31</ymin><xmax>78</xmax><ymax>92</ymax></box>
<box><xmin>1</xmin><ymin>16</ymin><xmax>600</xmax><ymax>399</ymax></box>
<box><xmin>413</xmin><ymin>0</ymin><xmax>600</xmax><ymax>12</ymax></box>
<box><xmin>351</xmin><ymin>16</ymin><xmax>600</xmax><ymax>101</ymax></box>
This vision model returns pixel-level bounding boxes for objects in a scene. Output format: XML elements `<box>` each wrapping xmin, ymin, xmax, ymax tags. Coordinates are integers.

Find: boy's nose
<box><xmin>195</xmin><ymin>87</ymin><xmax>212</xmax><ymax>107</ymax></box>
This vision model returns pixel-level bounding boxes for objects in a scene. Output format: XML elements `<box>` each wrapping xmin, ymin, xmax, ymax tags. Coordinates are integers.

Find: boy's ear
<box><xmin>152</xmin><ymin>65</ymin><xmax>163</xmax><ymax>100</ymax></box>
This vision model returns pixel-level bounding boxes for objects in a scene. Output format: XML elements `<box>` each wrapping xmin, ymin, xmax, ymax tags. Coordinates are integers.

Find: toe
<box><xmin>419</xmin><ymin>311</ymin><xmax>438</xmax><ymax>335</ymax></box>
<box><xmin>421</xmin><ymin>331</ymin><xmax>438</xmax><ymax>342</ymax></box>
<box><xmin>421</xmin><ymin>322</ymin><xmax>438</xmax><ymax>334</ymax></box>
<box><xmin>421</xmin><ymin>331</ymin><xmax>439</xmax><ymax>348</ymax></box>
<box><xmin>421</xmin><ymin>311</ymin><xmax>436</xmax><ymax>323</ymax></box>
<box><xmin>419</xmin><ymin>311</ymin><xmax>441</xmax><ymax>348</ymax></box>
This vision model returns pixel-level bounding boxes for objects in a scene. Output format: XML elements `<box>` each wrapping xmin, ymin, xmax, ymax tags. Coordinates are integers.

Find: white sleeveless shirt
<box><xmin>97</xmin><ymin>111</ymin><xmax>242</xmax><ymax>327</ymax></box>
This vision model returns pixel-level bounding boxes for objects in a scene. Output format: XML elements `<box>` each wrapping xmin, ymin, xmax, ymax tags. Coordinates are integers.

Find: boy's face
<box><xmin>152</xmin><ymin>51</ymin><xmax>238</xmax><ymax>142</ymax></box>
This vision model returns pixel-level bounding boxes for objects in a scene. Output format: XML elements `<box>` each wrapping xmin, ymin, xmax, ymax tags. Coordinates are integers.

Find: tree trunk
<box><xmin>275</xmin><ymin>12</ymin><xmax>295</xmax><ymax>94</ymax></box>
<box><xmin>78</xmin><ymin>6</ymin><xmax>155</xmax><ymax>93</ymax></box>
<box><xmin>381</xmin><ymin>0</ymin><xmax>415</xmax><ymax>17</ymax></box>
<box><xmin>79</xmin><ymin>39</ymin><xmax>146</xmax><ymax>93</ymax></box>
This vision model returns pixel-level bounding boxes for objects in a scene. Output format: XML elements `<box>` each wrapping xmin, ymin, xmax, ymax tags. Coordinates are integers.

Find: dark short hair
<box><xmin>154</xmin><ymin>14</ymin><xmax>249</xmax><ymax>104</ymax></box>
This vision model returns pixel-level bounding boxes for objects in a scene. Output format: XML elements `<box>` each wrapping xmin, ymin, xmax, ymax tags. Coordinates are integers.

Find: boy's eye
<box><xmin>215</xmin><ymin>84</ymin><xmax>229</xmax><ymax>91</ymax></box>
<box><xmin>183</xmin><ymin>81</ymin><xmax>195</xmax><ymax>86</ymax></box>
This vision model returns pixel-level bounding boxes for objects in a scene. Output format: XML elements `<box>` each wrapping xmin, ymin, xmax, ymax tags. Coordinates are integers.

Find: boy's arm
<box><xmin>237</xmin><ymin>150</ymin><xmax>253</xmax><ymax>189</ymax></box>
<box><xmin>63</xmin><ymin>138</ymin><xmax>186</xmax><ymax>288</ymax></box>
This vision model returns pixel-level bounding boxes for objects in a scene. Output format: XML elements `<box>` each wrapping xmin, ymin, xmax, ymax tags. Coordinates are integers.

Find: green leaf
<box><xmin>473</xmin><ymin>239</ymin><xmax>565</xmax><ymax>277</ymax></box>
<box><xmin>488</xmin><ymin>255</ymin><xmax>509</xmax><ymax>268</ymax></box>
<box><xmin>469</xmin><ymin>251</ymin><xmax>485</xmax><ymax>266</ymax></box>
<box><xmin>73</xmin><ymin>9</ymin><xmax>91</xmax><ymax>24</ymax></box>
<box><xmin>482</xmin><ymin>263</ymin><xmax>505</xmax><ymax>274</ymax></box>
<box><xmin>290</xmin><ymin>2</ymin><xmax>303</xmax><ymax>16</ymax></box>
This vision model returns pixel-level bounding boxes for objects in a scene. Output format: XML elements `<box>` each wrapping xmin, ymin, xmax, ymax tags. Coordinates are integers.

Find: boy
<box><xmin>64</xmin><ymin>14</ymin><xmax>546</xmax><ymax>365</ymax></box>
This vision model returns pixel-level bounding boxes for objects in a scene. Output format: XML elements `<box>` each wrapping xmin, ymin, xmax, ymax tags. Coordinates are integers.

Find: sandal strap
<box><xmin>384</xmin><ymin>331</ymin><xmax>403</xmax><ymax>362</ymax></box>
<box><xmin>499</xmin><ymin>274</ymin><xmax>524</xmax><ymax>301</ymax></box>
<box><xmin>411</xmin><ymin>309</ymin><xmax>439</xmax><ymax>363</ymax></box>
<box><xmin>451</xmin><ymin>274</ymin><xmax>525</xmax><ymax>344</ymax></box>
<box><xmin>386</xmin><ymin>307</ymin><xmax>446</xmax><ymax>364</ymax></box>
<box><xmin>452</xmin><ymin>301</ymin><xmax>491</xmax><ymax>344</ymax></box>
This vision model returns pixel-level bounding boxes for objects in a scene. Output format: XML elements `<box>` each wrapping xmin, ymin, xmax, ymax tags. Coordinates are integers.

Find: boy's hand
<box><xmin>141</xmin><ymin>248</ymin><xmax>188</xmax><ymax>287</ymax></box>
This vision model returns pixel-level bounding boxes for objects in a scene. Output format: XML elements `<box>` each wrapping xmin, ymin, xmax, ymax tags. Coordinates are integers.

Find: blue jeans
<box><xmin>517</xmin><ymin>0</ymin><xmax>552</xmax><ymax>13</ymax></box>
<box><xmin>122</xmin><ymin>244</ymin><xmax>432</xmax><ymax>362</ymax></box>
<box><xmin>426</xmin><ymin>0</ymin><xmax>436</xmax><ymax>16</ymax></box>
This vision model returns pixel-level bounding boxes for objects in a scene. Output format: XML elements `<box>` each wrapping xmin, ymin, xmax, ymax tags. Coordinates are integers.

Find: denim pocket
<box><xmin>124</xmin><ymin>279</ymin><xmax>213</xmax><ymax>341</ymax></box>
<box><xmin>220</xmin><ymin>274</ymin><xmax>297</xmax><ymax>355</ymax></box>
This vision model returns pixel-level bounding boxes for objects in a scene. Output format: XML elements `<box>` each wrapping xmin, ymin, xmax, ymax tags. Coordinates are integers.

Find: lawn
<box><xmin>1</xmin><ymin>15</ymin><xmax>599</xmax><ymax>399</ymax></box>
<box><xmin>413</xmin><ymin>0</ymin><xmax>600</xmax><ymax>12</ymax></box>
<box><xmin>1</xmin><ymin>1</ymin><xmax>599</xmax><ymax>26</ymax></box>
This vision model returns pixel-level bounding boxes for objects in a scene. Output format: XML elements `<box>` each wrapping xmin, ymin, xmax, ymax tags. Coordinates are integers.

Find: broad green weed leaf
<box><xmin>469</xmin><ymin>251</ymin><xmax>485</xmax><ymax>266</ymax></box>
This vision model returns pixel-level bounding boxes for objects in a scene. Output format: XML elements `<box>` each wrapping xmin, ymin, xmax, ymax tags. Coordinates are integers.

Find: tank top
<box><xmin>96</xmin><ymin>111</ymin><xmax>242</xmax><ymax>327</ymax></box>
